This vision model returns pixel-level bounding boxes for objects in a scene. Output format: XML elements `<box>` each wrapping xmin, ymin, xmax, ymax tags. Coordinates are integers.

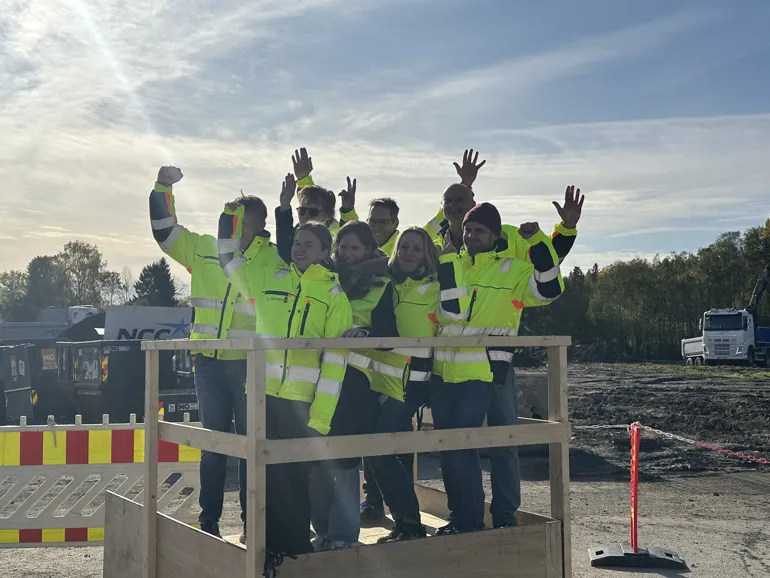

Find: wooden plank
<box><xmin>263</xmin><ymin>421</ymin><xmax>570</xmax><ymax>464</ymax></box>
<box><xmin>279</xmin><ymin>524</ymin><xmax>548</xmax><ymax>578</ymax></box>
<box><xmin>547</xmin><ymin>345</ymin><xmax>571</xmax><ymax>578</ymax></box>
<box><xmin>159</xmin><ymin>421</ymin><xmax>247</xmax><ymax>459</ymax></box>
<box><xmin>142</xmin><ymin>335</ymin><xmax>572</xmax><ymax>351</ymax></box>
<box><xmin>413</xmin><ymin>484</ymin><xmax>556</xmax><ymax>529</ymax></box>
<box><xmin>245</xmin><ymin>350</ymin><xmax>267</xmax><ymax>578</ymax></box>
<box><xmin>104</xmin><ymin>492</ymin><xmax>143</xmax><ymax>578</ymax></box>
<box><xmin>157</xmin><ymin>511</ymin><xmax>246</xmax><ymax>578</ymax></box>
<box><xmin>545</xmin><ymin>520</ymin><xmax>563</xmax><ymax>578</ymax></box>
<box><xmin>143</xmin><ymin>350</ymin><xmax>160</xmax><ymax>578</ymax></box>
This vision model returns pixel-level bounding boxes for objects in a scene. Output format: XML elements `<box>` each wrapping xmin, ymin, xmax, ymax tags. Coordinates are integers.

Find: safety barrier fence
<box><xmin>574</xmin><ymin>420</ymin><xmax>769</xmax><ymax>570</ymax></box>
<box><xmin>108</xmin><ymin>335</ymin><xmax>573</xmax><ymax>578</ymax></box>
<box><xmin>0</xmin><ymin>413</ymin><xmax>202</xmax><ymax>548</ymax></box>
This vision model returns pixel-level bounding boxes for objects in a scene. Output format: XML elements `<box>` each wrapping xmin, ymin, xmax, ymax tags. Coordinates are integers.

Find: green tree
<box><xmin>0</xmin><ymin>270</ymin><xmax>33</xmax><ymax>321</ymax></box>
<box><xmin>133</xmin><ymin>258</ymin><xmax>179</xmax><ymax>307</ymax></box>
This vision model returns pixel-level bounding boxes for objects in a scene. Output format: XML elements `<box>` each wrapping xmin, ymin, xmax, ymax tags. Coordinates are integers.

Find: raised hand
<box><xmin>280</xmin><ymin>173</ymin><xmax>297</xmax><ymax>210</ymax></box>
<box><xmin>338</xmin><ymin>176</ymin><xmax>356</xmax><ymax>211</ymax></box>
<box><xmin>292</xmin><ymin>147</ymin><xmax>313</xmax><ymax>181</ymax></box>
<box><xmin>157</xmin><ymin>165</ymin><xmax>183</xmax><ymax>186</ymax></box>
<box><xmin>518</xmin><ymin>222</ymin><xmax>541</xmax><ymax>240</ymax></box>
<box><xmin>441</xmin><ymin>232</ymin><xmax>457</xmax><ymax>255</ymax></box>
<box><xmin>453</xmin><ymin>149</ymin><xmax>486</xmax><ymax>187</ymax></box>
<box><xmin>553</xmin><ymin>185</ymin><xmax>585</xmax><ymax>229</ymax></box>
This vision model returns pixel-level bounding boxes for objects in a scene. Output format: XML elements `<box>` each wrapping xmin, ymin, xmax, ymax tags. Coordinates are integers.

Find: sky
<box><xmin>1</xmin><ymin>0</ymin><xmax>769</xmax><ymax>284</ymax></box>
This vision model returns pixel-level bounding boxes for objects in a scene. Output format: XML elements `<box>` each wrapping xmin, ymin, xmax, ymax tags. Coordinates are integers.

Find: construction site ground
<box><xmin>3</xmin><ymin>362</ymin><xmax>769</xmax><ymax>577</ymax></box>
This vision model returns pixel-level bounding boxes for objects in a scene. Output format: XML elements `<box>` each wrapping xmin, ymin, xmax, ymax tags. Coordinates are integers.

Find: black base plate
<box><xmin>590</xmin><ymin>543</ymin><xmax>687</xmax><ymax>569</ymax></box>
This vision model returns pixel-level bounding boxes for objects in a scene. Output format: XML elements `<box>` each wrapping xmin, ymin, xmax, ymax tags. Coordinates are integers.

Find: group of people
<box><xmin>147</xmin><ymin>147</ymin><xmax>584</xmax><ymax>558</ymax></box>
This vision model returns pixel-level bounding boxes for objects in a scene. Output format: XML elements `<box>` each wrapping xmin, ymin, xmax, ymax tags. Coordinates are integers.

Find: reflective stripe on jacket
<box><xmin>433</xmin><ymin>230</ymin><xmax>564</xmax><ymax>384</ymax></box>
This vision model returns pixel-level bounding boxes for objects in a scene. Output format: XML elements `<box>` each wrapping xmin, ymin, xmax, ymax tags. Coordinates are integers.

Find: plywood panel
<box><xmin>156</xmin><ymin>513</ymin><xmax>246</xmax><ymax>578</ymax></box>
<box><xmin>413</xmin><ymin>483</ymin><xmax>556</xmax><ymax>528</ymax></box>
<box><xmin>280</xmin><ymin>524</ymin><xmax>547</xmax><ymax>578</ymax></box>
<box><xmin>103</xmin><ymin>493</ymin><xmax>144</xmax><ymax>578</ymax></box>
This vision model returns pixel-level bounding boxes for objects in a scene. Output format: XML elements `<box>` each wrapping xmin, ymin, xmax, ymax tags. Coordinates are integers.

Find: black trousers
<box><xmin>265</xmin><ymin>396</ymin><xmax>314</xmax><ymax>555</ymax></box>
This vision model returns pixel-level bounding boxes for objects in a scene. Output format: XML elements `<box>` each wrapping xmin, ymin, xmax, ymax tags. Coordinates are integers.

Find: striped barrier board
<box><xmin>0</xmin><ymin>414</ymin><xmax>202</xmax><ymax>548</ymax></box>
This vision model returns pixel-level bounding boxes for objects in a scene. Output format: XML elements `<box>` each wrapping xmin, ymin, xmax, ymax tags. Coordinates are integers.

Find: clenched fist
<box><xmin>157</xmin><ymin>166</ymin><xmax>183</xmax><ymax>186</ymax></box>
<box><xmin>518</xmin><ymin>222</ymin><xmax>541</xmax><ymax>239</ymax></box>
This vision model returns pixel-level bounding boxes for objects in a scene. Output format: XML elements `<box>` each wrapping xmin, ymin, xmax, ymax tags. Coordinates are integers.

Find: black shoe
<box><xmin>360</xmin><ymin>499</ymin><xmax>385</xmax><ymax>522</ymax></box>
<box><xmin>200</xmin><ymin>522</ymin><xmax>222</xmax><ymax>538</ymax></box>
<box><xmin>376</xmin><ymin>520</ymin><xmax>404</xmax><ymax>544</ymax></box>
<box><xmin>436</xmin><ymin>523</ymin><xmax>457</xmax><ymax>536</ymax></box>
<box><xmin>389</xmin><ymin>521</ymin><xmax>426</xmax><ymax>542</ymax></box>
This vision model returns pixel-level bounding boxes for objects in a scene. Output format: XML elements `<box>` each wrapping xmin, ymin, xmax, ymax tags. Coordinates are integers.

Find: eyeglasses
<box><xmin>368</xmin><ymin>218</ymin><xmax>393</xmax><ymax>227</ymax></box>
<box><xmin>297</xmin><ymin>207</ymin><xmax>321</xmax><ymax>217</ymax></box>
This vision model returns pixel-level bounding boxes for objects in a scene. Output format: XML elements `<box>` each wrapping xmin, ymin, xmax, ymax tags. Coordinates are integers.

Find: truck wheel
<box><xmin>747</xmin><ymin>347</ymin><xmax>755</xmax><ymax>367</ymax></box>
<box><xmin>694</xmin><ymin>357</ymin><xmax>703</xmax><ymax>366</ymax></box>
<box><xmin>686</xmin><ymin>358</ymin><xmax>694</xmax><ymax>366</ymax></box>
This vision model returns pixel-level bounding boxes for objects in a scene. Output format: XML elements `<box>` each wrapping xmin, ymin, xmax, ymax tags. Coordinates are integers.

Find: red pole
<box><xmin>630</xmin><ymin>423</ymin><xmax>640</xmax><ymax>552</ymax></box>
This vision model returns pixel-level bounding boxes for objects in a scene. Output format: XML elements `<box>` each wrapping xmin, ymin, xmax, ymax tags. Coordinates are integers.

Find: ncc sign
<box><xmin>102</xmin><ymin>306</ymin><xmax>193</xmax><ymax>341</ymax></box>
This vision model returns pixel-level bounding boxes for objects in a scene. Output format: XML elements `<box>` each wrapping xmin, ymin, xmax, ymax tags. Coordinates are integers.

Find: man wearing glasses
<box><xmin>283</xmin><ymin>148</ymin><xmax>341</xmax><ymax>234</ymax></box>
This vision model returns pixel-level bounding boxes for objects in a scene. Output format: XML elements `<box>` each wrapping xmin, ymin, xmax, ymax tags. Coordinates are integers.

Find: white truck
<box><xmin>681</xmin><ymin>266</ymin><xmax>770</xmax><ymax>366</ymax></box>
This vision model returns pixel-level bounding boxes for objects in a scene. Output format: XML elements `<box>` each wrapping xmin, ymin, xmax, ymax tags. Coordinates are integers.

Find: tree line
<box><xmin>0</xmin><ymin>241</ymin><xmax>188</xmax><ymax>322</ymax></box>
<box><xmin>2</xmin><ymin>223</ymin><xmax>769</xmax><ymax>361</ymax></box>
<box><xmin>524</xmin><ymin>220</ymin><xmax>770</xmax><ymax>360</ymax></box>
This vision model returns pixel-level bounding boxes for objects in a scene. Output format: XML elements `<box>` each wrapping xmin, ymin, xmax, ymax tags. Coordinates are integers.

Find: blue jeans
<box><xmin>310</xmin><ymin>463</ymin><xmax>361</xmax><ymax>544</ymax></box>
<box><xmin>369</xmin><ymin>396</ymin><xmax>420</xmax><ymax>522</ymax></box>
<box><xmin>193</xmin><ymin>354</ymin><xmax>247</xmax><ymax>525</ymax></box>
<box><xmin>430</xmin><ymin>378</ymin><xmax>494</xmax><ymax>532</ymax></box>
<box><xmin>488</xmin><ymin>366</ymin><xmax>520</xmax><ymax>527</ymax></box>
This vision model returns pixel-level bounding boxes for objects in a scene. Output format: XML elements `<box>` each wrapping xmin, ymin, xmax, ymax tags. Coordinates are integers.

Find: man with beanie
<box><xmin>432</xmin><ymin>202</ymin><xmax>564</xmax><ymax>535</ymax></box>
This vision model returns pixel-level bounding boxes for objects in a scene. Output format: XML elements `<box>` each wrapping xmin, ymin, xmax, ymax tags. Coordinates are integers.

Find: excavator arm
<box><xmin>746</xmin><ymin>264</ymin><xmax>770</xmax><ymax>313</ymax></box>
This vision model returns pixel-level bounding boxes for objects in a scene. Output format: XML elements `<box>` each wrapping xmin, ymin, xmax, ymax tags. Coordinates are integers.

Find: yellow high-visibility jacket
<box><xmin>218</xmin><ymin>205</ymin><xmax>353</xmax><ymax>435</ymax></box>
<box><xmin>434</xmin><ymin>231</ymin><xmax>564</xmax><ymax>384</ymax></box>
<box><xmin>369</xmin><ymin>274</ymin><xmax>439</xmax><ymax>402</ymax></box>
<box><xmin>149</xmin><ymin>182</ymin><xmax>282</xmax><ymax>360</ymax></box>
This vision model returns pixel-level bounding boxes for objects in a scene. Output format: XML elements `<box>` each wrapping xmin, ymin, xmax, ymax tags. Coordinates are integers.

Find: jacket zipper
<box><xmin>282</xmin><ymin>288</ymin><xmax>302</xmax><ymax>383</ymax></box>
<box><xmin>299</xmin><ymin>302</ymin><xmax>310</xmax><ymax>335</ymax></box>
<box><xmin>466</xmin><ymin>288</ymin><xmax>478</xmax><ymax>322</ymax></box>
<box><xmin>265</xmin><ymin>290</ymin><xmax>291</xmax><ymax>303</ymax></box>
<box><xmin>215</xmin><ymin>282</ymin><xmax>232</xmax><ymax>359</ymax></box>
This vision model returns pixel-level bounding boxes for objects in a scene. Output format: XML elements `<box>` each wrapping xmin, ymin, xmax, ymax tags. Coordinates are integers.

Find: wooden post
<box><xmin>246</xmin><ymin>349</ymin><xmax>267</xmax><ymax>578</ymax></box>
<box><xmin>547</xmin><ymin>345</ymin><xmax>571</xmax><ymax>578</ymax></box>
<box><xmin>143</xmin><ymin>349</ymin><xmax>160</xmax><ymax>578</ymax></box>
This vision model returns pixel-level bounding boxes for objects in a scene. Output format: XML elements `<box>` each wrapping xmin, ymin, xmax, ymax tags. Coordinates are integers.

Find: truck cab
<box><xmin>701</xmin><ymin>308</ymin><xmax>767</xmax><ymax>365</ymax></box>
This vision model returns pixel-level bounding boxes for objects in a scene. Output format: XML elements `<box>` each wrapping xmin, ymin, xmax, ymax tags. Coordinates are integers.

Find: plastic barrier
<box><xmin>0</xmin><ymin>414</ymin><xmax>201</xmax><ymax>548</ymax></box>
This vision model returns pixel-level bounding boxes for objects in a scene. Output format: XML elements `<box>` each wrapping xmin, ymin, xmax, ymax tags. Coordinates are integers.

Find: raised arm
<box><xmin>148</xmin><ymin>166</ymin><xmax>201</xmax><ymax>270</ymax></box>
<box><xmin>550</xmin><ymin>185</ymin><xmax>584</xmax><ymax>263</ymax></box>
<box><xmin>511</xmin><ymin>224</ymin><xmax>565</xmax><ymax>308</ymax></box>
<box><xmin>276</xmin><ymin>173</ymin><xmax>297</xmax><ymax>263</ymax></box>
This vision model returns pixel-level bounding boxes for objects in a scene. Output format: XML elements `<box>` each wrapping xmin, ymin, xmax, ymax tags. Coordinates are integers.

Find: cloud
<box><xmin>1</xmin><ymin>0</ymin><xmax>768</xmax><ymax>284</ymax></box>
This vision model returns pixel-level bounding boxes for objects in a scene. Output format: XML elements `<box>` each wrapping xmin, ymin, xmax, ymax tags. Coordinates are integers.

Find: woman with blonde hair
<box><xmin>366</xmin><ymin>226</ymin><xmax>441</xmax><ymax>543</ymax></box>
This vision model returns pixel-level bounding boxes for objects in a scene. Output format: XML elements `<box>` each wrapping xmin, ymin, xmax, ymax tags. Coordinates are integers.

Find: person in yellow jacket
<box><xmin>432</xmin><ymin>202</ymin><xmax>564</xmax><ymax>535</ymax></box>
<box><xmin>149</xmin><ymin>165</ymin><xmax>282</xmax><ymax>539</ymax></box>
<box><xmin>336</xmin><ymin>178</ymin><xmax>401</xmax><ymax>256</ymax></box>
<box><xmin>365</xmin><ymin>227</ymin><xmax>441</xmax><ymax>544</ymax></box>
<box><xmin>287</xmin><ymin>221</ymin><xmax>399</xmax><ymax>552</ymax></box>
<box><xmin>218</xmin><ymin>203</ymin><xmax>353</xmax><ymax>557</ymax></box>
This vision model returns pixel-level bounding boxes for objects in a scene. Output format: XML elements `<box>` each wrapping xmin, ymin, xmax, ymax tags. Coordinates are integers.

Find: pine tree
<box><xmin>133</xmin><ymin>258</ymin><xmax>179</xmax><ymax>307</ymax></box>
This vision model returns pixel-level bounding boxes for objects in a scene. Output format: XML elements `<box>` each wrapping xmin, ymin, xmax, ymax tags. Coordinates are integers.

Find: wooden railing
<box><xmin>140</xmin><ymin>335</ymin><xmax>572</xmax><ymax>578</ymax></box>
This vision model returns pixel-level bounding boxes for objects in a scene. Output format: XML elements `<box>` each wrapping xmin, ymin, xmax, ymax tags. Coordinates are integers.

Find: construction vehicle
<box><xmin>682</xmin><ymin>265</ymin><xmax>770</xmax><ymax>366</ymax></box>
<box><xmin>1</xmin><ymin>306</ymin><xmax>198</xmax><ymax>425</ymax></box>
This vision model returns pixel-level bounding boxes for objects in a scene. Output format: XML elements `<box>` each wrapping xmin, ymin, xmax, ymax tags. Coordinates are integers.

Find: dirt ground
<box><xmin>2</xmin><ymin>362</ymin><xmax>769</xmax><ymax>577</ymax></box>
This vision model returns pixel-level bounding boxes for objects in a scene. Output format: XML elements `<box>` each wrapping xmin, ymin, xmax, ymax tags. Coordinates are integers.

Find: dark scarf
<box><xmin>336</xmin><ymin>256</ymin><xmax>386</xmax><ymax>300</ymax></box>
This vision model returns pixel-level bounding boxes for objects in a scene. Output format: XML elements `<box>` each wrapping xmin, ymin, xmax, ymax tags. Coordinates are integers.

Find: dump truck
<box><xmin>682</xmin><ymin>265</ymin><xmax>770</xmax><ymax>366</ymax></box>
